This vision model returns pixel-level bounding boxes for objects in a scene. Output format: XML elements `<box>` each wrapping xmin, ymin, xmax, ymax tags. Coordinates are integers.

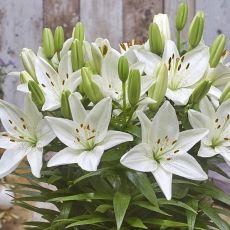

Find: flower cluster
<box><xmin>0</xmin><ymin>3</ymin><xmax>230</xmax><ymax>229</ymax></box>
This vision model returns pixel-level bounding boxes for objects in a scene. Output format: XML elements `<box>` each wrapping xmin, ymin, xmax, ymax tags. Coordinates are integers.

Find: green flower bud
<box><xmin>81</xmin><ymin>67</ymin><xmax>103</xmax><ymax>103</ymax></box>
<box><xmin>71</xmin><ymin>39</ymin><xmax>85</xmax><ymax>71</ymax></box>
<box><xmin>128</xmin><ymin>69</ymin><xmax>141</xmax><ymax>107</ymax></box>
<box><xmin>176</xmin><ymin>2</ymin><xmax>188</xmax><ymax>31</ymax></box>
<box><xmin>148</xmin><ymin>63</ymin><xmax>168</xmax><ymax>110</ymax></box>
<box><xmin>42</xmin><ymin>28</ymin><xmax>55</xmax><ymax>59</ymax></box>
<box><xmin>220</xmin><ymin>82</ymin><xmax>230</xmax><ymax>103</ymax></box>
<box><xmin>148</xmin><ymin>23</ymin><xmax>164</xmax><ymax>56</ymax></box>
<box><xmin>28</xmin><ymin>80</ymin><xmax>45</xmax><ymax>110</ymax></box>
<box><xmin>20</xmin><ymin>48</ymin><xmax>37</xmax><ymax>80</ymax></box>
<box><xmin>189</xmin><ymin>80</ymin><xmax>212</xmax><ymax>105</ymax></box>
<box><xmin>20</xmin><ymin>71</ymin><xmax>33</xmax><ymax>84</ymax></box>
<box><xmin>73</xmin><ymin>22</ymin><xmax>85</xmax><ymax>43</ymax></box>
<box><xmin>209</xmin><ymin>34</ymin><xmax>226</xmax><ymax>68</ymax></box>
<box><xmin>118</xmin><ymin>56</ymin><xmax>129</xmax><ymax>82</ymax></box>
<box><xmin>54</xmin><ymin>26</ymin><xmax>64</xmax><ymax>52</ymax></box>
<box><xmin>61</xmin><ymin>90</ymin><xmax>72</xmax><ymax>119</ymax></box>
<box><xmin>188</xmin><ymin>11</ymin><xmax>205</xmax><ymax>49</ymax></box>
<box><xmin>91</xmin><ymin>44</ymin><xmax>102</xmax><ymax>74</ymax></box>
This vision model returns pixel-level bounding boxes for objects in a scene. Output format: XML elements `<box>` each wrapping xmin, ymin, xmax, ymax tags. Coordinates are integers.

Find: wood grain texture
<box><xmin>43</xmin><ymin>0</ymin><xmax>80</xmax><ymax>38</ymax></box>
<box><xmin>196</xmin><ymin>0</ymin><xmax>230</xmax><ymax>50</ymax></box>
<box><xmin>123</xmin><ymin>0</ymin><xmax>163</xmax><ymax>43</ymax></box>
<box><xmin>80</xmin><ymin>0</ymin><xmax>123</xmax><ymax>48</ymax></box>
<box><xmin>0</xmin><ymin>0</ymin><xmax>43</xmax><ymax>106</ymax></box>
<box><xmin>164</xmin><ymin>0</ymin><xmax>195</xmax><ymax>41</ymax></box>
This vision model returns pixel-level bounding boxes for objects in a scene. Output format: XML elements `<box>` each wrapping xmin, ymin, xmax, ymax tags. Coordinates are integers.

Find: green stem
<box><xmin>122</xmin><ymin>82</ymin><xmax>126</xmax><ymax>111</ymax></box>
<box><xmin>176</xmin><ymin>30</ymin><xmax>181</xmax><ymax>52</ymax></box>
<box><xmin>126</xmin><ymin>107</ymin><xmax>135</xmax><ymax>126</ymax></box>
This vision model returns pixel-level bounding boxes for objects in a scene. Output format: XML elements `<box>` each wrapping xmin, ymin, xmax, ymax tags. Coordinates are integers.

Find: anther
<box><xmin>172</xmin><ymin>140</ymin><xmax>177</xmax><ymax>145</ymax></box>
<box><xmin>186</xmin><ymin>63</ymin><xmax>190</xmax><ymax>69</ymax></box>
<box><xmin>41</xmin><ymin>84</ymin><xmax>46</xmax><ymax>87</ymax></box>
<box><xmin>157</xmin><ymin>139</ymin><xmax>161</xmax><ymax>144</ymax></box>
<box><xmin>9</xmin><ymin>120</ymin><xmax>13</xmax><ymax>124</ymax></box>
<box><xmin>174</xmin><ymin>150</ymin><xmax>179</xmax><ymax>153</ymax></box>
<box><xmin>215</xmin><ymin>118</ymin><xmax>219</xmax><ymax>123</ymax></box>
<box><xmin>177</xmin><ymin>64</ymin><xmax>182</xmax><ymax>71</ymax></box>
<box><xmin>46</xmin><ymin>73</ymin><xmax>51</xmax><ymax>78</ymax></box>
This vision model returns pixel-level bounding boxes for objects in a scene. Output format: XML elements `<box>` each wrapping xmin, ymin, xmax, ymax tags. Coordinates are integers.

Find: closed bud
<box><xmin>189</xmin><ymin>80</ymin><xmax>212</xmax><ymax>105</ymax></box>
<box><xmin>128</xmin><ymin>69</ymin><xmax>141</xmax><ymax>106</ymax></box>
<box><xmin>20</xmin><ymin>48</ymin><xmax>37</xmax><ymax>80</ymax></box>
<box><xmin>91</xmin><ymin>44</ymin><xmax>102</xmax><ymax>74</ymax></box>
<box><xmin>220</xmin><ymin>82</ymin><xmax>230</xmax><ymax>103</ymax></box>
<box><xmin>118</xmin><ymin>56</ymin><xmax>129</xmax><ymax>82</ymax></box>
<box><xmin>42</xmin><ymin>28</ymin><xmax>55</xmax><ymax>59</ymax></box>
<box><xmin>148</xmin><ymin>23</ymin><xmax>163</xmax><ymax>56</ymax></box>
<box><xmin>148</xmin><ymin>63</ymin><xmax>168</xmax><ymax>110</ymax></box>
<box><xmin>209</xmin><ymin>34</ymin><xmax>226</xmax><ymax>68</ymax></box>
<box><xmin>188</xmin><ymin>11</ymin><xmax>205</xmax><ymax>49</ymax></box>
<box><xmin>176</xmin><ymin>2</ymin><xmax>188</xmax><ymax>31</ymax></box>
<box><xmin>54</xmin><ymin>26</ymin><xmax>64</xmax><ymax>52</ymax></box>
<box><xmin>73</xmin><ymin>22</ymin><xmax>85</xmax><ymax>43</ymax></box>
<box><xmin>61</xmin><ymin>90</ymin><xmax>72</xmax><ymax>119</ymax></box>
<box><xmin>28</xmin><ymin>80</ymin><xmax>45</xmax><ymax>110</ymax></box>
<box><xmin>20</xmin><ymin>71</ymin><xmax>33</xmax><ymax>84</ymax></box>
<box><xmin>71</xmin><ymin>39</ymin><xmax>85</xmax><ymax>71</ymax></box>
<box><xmin>81</xmin><ymin>67</ymin><xmax>103</xmax><ymax>103</ymax></box>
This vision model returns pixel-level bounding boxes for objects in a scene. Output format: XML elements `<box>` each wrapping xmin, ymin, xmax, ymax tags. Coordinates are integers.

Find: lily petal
<box><xmin>48</xmin><ymin>147</ymin><xmax>81</xmax><ymax>167</ymax></box>
<box><xmin>166</xmin><ymin>88</ymin><xmax>193</xmax><ymax>105</ymax></box>
<box><xmin>0</xmin><ymin>144</ymin><xmax>28</xmax><ymax>178</ymax></box>
<box><xmin>0</xmin><ymin>133</ymin><xmax>18</xmax><ymax>149</ymax></box>
<box><xmin>36</xmin><ymin>120</ymin><xmax>56</xmax><ymax>148</ymax></box>
<box><xmin>78</xmin><ymin>145</ymin><xmax>104</xmax><ymax>171</ymax></box>
<box><xmin>199</xmin><ymin>97</ymin><xmax>216</xmax><ymax>119</ymax></box>
<box><xmin>162</xmin><ymin>40</ymin><xmax>179</xmax><ymax>63</ymax></box>
<box><xmin>152</xmin><ymin>167</ymin><xmax>172</xmax><ymax>200</ymax></box>
<box><xmin>161</xmin><ymin>153</ymin><xmax>208</xmax><ymax>181</ymax></box>
<box><xmin>134</xmin><ymin>49</ymin><xmax>161</xmax><ymax>75</ymax></box>
<box><xmin>198</xmin><ymin>143</ymin><xmax>217</xmax><ymax>157</ymax></box>
<box><xmin>102</xmin><ymin>130</ymin><xmax>133</xmax><ymax>150</ymax></box>
<box><xmin>150</xmin><ymin>101</ymin><xmax>179</xmax><ymax>148</ymax></box>
<box><xmin>45</xmin><ymin>117</ymin><xmax>82</xmax><ymax>149</ymax></box>
<box><xmin>27</xmin><ymin>147</ymin><xmax>43</xmax><ymax>178</ymax></box>
<box><xmin>69</xmin><ymin>92</ymin><xmax>87</xmax><ymax>124</ymax></box>
<box><xmin>120</xmin><ymin>143</ymin><xmax>157</xmax><ymax>172</ymax></box>
<box><xmin>172</xmin><ymin>128</ymin><xmax>209</xmax><ymax>153</ymax></box>
<box><xmin>136</xmin><ymin>111</ymin><xmax>151</xmax><ymax>143</ymax></box>
<box><xmin>86</xmin><ymin>98</ymin><xmax>112</xmax><ymax>143</ymax></box>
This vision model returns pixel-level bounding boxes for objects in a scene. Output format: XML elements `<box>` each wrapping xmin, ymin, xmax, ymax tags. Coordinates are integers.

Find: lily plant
<box><xmin>189</xmin><ymin>97</ymin><xmax>230</xmax><ymax>165</ymax></box>
<box><xmin>0</xmin><ymin>96</ymin><xmax>55</xmax><ymax>178</ymax></box>
<box><xmin>46</xmin><ymin>93</ymin><xmax>133</xmax><ymax>171</ymax></box>
<box><xmin>121</xmin><ymin>101</ymin><xmax>208</xmax><ymax>200</ymax></box>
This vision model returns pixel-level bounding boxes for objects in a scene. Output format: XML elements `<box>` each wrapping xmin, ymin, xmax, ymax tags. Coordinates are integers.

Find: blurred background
<box><xmin>0</xmin><ymin>0</ymin><xmax>230</xmax><ymax>228</ymax></box>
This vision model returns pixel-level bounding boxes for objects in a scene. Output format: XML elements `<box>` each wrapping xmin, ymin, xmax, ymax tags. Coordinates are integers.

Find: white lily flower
<box><xmin>35</xmin><ymin>52</ymin><xmax>81</xmax><ymax>111</ymax></box>
<box><xmin>188</xmin><ymin>97</ymin><xmax>230</xmax><ymax>165</ymax></box>
<box><xmin>0</xmin><ymin>185</ymin><xmax>14</xmax><ymax>210</ymax></box>
<box><xmin>46</xmin><ymin>94</ymin><xmax>133</xmax><ymax>171</ymax></box>
<box><xmin>153</xmin><ymin>13</ymin><xmax>171</xmax><ymax>42</ymax></box>
<box><xmin>0</xmin><ymin>96</ymin><xmax>55</xmax><ymax>178</ymax></box>
<box><xmin>135</xmin><ymin>40</ymin><xmax>209</xmax><ymax>105</ymax></box>
<box><xmin>93</xmin><ymin>49</ymin><xmax>154</xmax><ymax>103</ymax></box>
<box><xmin>121</xmin><ymin>101</ymin><xmax>208</xmax><ymax>200</ymax></box>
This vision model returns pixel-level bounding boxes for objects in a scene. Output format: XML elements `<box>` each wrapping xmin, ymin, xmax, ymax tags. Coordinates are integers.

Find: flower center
<box><xmin>75</xmin><ymin>123</ymin><xmax>96</xmax><ymax>150</ymax></box>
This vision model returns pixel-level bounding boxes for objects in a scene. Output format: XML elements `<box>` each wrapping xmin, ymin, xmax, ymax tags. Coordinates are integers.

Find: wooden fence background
<box><xmin>0</xmin><ymin>0</ymin><xmax>230</xmax><ymax>106</ymax></box>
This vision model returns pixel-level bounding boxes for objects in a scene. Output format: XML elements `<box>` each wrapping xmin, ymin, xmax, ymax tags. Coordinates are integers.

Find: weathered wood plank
<box><xmin>164</xmin><ymin>0</ymin><xmax>195</xmax><ymax>41</ymax></box>
<box><xmin>43</xmin><ymin>0</ymin><xmax>80</xmax><ymax>38</ymax></box>
<box><xmin>196</xmin><ymin>0</ymin><xmax>230</xmax><ymax>50</ymax></box>
<box><xmin>123</xmin><ymin>0</ymin><xmax>163</xmax><ymax>43</ymax></box>
<box><xmin>0</xmin><ymin>0</ymin><xmax>43</xmax><ymax>106</ymax></box>
<box><xmin>80</xmin><ymin>0</ymin><xmax>123</xmax><ymax>48</ymax></box>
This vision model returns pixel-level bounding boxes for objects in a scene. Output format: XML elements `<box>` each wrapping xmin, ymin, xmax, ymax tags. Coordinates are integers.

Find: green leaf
<box><xmin>144</xmin><ymin>218</ymin><xmax>188</xmax><ymax>228</ymax></box>
<box><xmin>66</xmin><ymin>216</ymin><xmax>113</xmax><ymax>228</ymax></box>
<box><xmin>200</xmin><ymin>203</ymin><xmax>230</xmax><ymax>230</ymax></box>
<box><xmin>186</xmin><ymin>199</ymin><xmax>199</xmax><ymax>230</ymax></box>
<box><xmin>133</xmin><ymin>201</ymin><xmax>170</xmax><ymax>216</ymax></box>
<box><xmin>126</xmin><ymin>217</ymin><xmax>147</xmax><ymax>229</ymax></box>
<box><xmin>126</xmin><ymin>125</ymin><xmax>141</xmax><ymax>138</ymax></box>
<box><xmin>158</xmin><ymin>199</ymin><xmax>197</xmax><ymax>213</ymax></box>
<box><xmin>192</xmin><ymin>183</ymin><xmax>230</xmax><ymax>206</ymax></box>
<box><xmin>95</xmin><ymin>204</ymin><xmax>113</xmax><ymax>213</ymax></box>
<box><xmin>126</xmin><ymin>171</ymin><xmax>158</xmax><ymax>207</ymax></box>
<box><xmin>49</xmin><ymin>193</ymin><xmax>113</xmax><ymax>202</ymax></box>
<box><xmin>113</xmin><ymin>192</ymin><xmax>131</xmax><ymax>230</ymax></box>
